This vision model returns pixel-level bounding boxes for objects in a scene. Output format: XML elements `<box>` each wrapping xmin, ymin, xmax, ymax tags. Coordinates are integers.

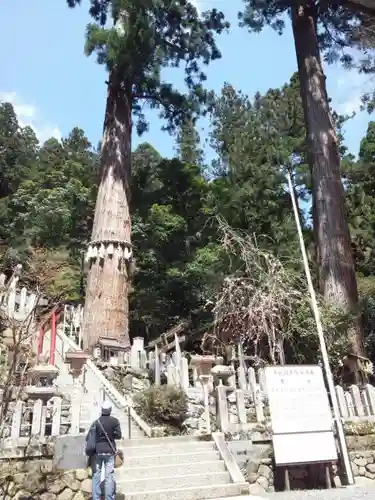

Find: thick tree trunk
<box><xmin>82</xmin><ymin>71</ymin><xmax>132</xmax><ymax>351</ymax></box>
<box><xmin>291</xmin><ymin>2</ymin><xmax>365</xmax><ymax>357</ymax></box>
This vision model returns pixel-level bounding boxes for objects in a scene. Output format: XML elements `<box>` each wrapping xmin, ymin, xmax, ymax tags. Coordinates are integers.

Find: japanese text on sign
<box><xmin>265</xmin><ymin>365</ymin><xmax>333</xmax><ymax>435</ymax></box>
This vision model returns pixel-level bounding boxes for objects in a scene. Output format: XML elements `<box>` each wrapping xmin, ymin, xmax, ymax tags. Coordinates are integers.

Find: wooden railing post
<box><xmin>11</xmin><ymin>401</ymin><xmax>23</xmax><ymax>439</ymax></box>
<box><xmin>50</xmin><ymin>310</ymin><xmax>57</xmax><ymax>365</ymax></box>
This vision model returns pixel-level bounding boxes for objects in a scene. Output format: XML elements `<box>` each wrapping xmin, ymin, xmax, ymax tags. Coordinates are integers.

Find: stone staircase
<box><xmin>45</xmin><ymin>323</ymin><xmax>249</xmax><ymax>499</ymax></box>
<box><xmin>116</xmin><ymin>435</ymin><xmax>249</xmax><ymax>500</ymax></box>
<box><xmin>48</xmin><ymin>326</ymin><xmax>146</xmax><ymax>439</ymax></box>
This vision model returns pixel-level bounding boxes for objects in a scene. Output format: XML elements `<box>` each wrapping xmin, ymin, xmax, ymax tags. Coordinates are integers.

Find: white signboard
<box><xmin>265</xmin><ymin>365</ymin><xmax>338</xmax><ymax>466</ymax></box>
<box><xmin>272</xmin><ymin>432</ymin><xmax>337</xmax><ymax>466</ymax></box>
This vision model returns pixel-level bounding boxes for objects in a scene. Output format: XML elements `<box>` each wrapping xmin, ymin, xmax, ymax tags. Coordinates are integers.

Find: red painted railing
<box><xmin>37</xmin><ymin>304</ymin><xmax>63</xmax><ymax>365</ymax></box>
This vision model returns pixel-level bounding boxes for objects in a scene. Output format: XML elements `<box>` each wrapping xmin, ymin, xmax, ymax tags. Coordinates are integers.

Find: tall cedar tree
<box><xmin>66</xmin><ymin>0</ymin><xmax>228</xmax><ymax>350</ymax></box>
<box><xmin>346</xmin><ymin>122</ymin><xmax>375</xmax><ymax>277</ymax></box>
<box><xmin>175</xmin><ymin>118</ymin><xmax>203</xmax><ymax>165</ymax></box>
<box><xmin>209</xmin><ymin>83</ymin><xmax>298</xmax><ymax>254</ymax></box>
<box><xmin>240</xmin><ymin>0</ymin><xmax>366</xmax><ymax>357</ymax></box>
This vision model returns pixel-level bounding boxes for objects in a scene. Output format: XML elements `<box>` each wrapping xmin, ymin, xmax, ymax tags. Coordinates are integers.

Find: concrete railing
<box><xmin>55</xmin><ymin>326</ymin><xmax>152</xmax><ymax>437</ymax></box>
<box><xmin>6</xmin><ymin>278</ymin><xmax>375</xmax><ymax>436</ymax></box>
<box><xmin>1</xmin><ymin>398</ymin><xmax>92</xmax><ymax>443</ymax></box>
<box><xmin>0</xmin><ymin>272</ymin><xmax>51</xmax><ymax>322</ymax></box>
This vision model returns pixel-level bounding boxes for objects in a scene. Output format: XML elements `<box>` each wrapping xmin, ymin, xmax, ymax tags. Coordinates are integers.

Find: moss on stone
<box><xmin>347</xmin><ymin>435</ymin><xmax>375</xmax><ymax>451</ymax></box>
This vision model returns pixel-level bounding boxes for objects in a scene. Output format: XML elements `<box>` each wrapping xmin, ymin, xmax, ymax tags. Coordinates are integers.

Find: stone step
<box><xmin>120</xmin><ymin>482</ymin><xmax>249</xmax><ymax>500</ymax></box>
<box><xmin>78</xmin><ymin>415</ymin><xmax>138</xmax><ymax>424</ymax></box>
<box><xmin>118</xmin><ymin>471</ymin><xmax>231</xmax><ymax>493</ymax></box>
<box><xmin>120</xmin><ymin>435</ymin><xmax>204</xmax><ymax>447</ymax></box>
<box><xmin>124</xmin><ymin>432</ymin><xmax>147</xmax><ymax>440</ymax></box>
<box><xmin>118</xmin><ymin>460</ymin><xmax>227</xmax><ymax>480</ymax></box>
<box><xmin>79</xmin><ymin>411</ymin><xmax>132</xmax><ymax>419</ymax></box>
<box><xmin>123</xmin><ymin>440</ymin><xmax>214</xmax><ymax>457</ymax></box>
<box><xmin>123</xmin><ymin>450</ymin><xmax>221</xmax><ymax>468</ymax></box>
<box><xmin>78</xmin><ymin>421</ymin><xmax>145</xmax><ymax>438</ymax></box>
<box><xmin>120</xmin><ymin>425</ymin><xmax>142</xmax><ymax>433</ymax></box>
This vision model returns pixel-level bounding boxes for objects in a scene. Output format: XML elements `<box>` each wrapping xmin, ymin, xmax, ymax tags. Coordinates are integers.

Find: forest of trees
<box><xmin>3</xmin><ymin>0</ymin><xmax>375</xmax><ymax>378</ymax></box>
<box><xmin>2</xmin><ymin>71</ymin><xmax>375</xmax><ymax>375</ymax></box>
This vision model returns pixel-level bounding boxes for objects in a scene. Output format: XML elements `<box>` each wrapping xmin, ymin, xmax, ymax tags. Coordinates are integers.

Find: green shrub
<box><xmin>134</xmin><ymin>385</ymin><xmax>188</xmax><ymax>429</ymax></box>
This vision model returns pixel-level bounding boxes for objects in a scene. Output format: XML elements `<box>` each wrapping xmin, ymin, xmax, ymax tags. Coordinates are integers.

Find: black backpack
<box><xmin>85</xmin><ymin>421</ymin><xmax>97</xmax><ymax>456</ymax></box>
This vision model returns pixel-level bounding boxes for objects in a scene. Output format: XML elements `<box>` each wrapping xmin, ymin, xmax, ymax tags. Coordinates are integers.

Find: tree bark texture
<box><xmin>291</xmin><ymin>2</ymin><xmax>365</xmax><ymax>357</ymax></box>
<box><xmin>82</xmin><ymin>71</ymin><xmax>132</xmax><ymax>351</ymax></box>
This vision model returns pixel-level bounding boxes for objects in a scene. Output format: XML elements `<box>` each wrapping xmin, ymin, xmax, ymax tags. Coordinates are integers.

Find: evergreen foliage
<box><xmin>67</xmin><ymin>0</ymin><xmax>229</xmax><ymax>131</ymax></box>
<box><xmin>3</xmin><ymin>0</ymin><xmax>375</xmax><ymax>367</ymax></box>
<box><xmin>239</xmin><ymin>0</ymin><xmax>361</xmax><ymax>66</ymax></box>
<box><xmin>2</xmin><ymin>67</ymin><xmax>375</xmax><ymax>368</ymax></box>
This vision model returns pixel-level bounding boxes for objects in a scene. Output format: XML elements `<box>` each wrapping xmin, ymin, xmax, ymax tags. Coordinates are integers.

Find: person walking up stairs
<box><xmin>86</xmin><ymin>401</ymin><xmax>123</xmax><ymax>500</ymax></box>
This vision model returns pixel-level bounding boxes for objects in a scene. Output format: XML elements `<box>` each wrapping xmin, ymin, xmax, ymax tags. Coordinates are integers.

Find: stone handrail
<box><xmin>55</xmin><ymin>326</ymin><xmax>152</xmax><ymax>437</ymax></box>
<box><xmin>212</xmin><ymin>432</ymin><xmax>249</xmax><ymax>491</ymax></box>
<box><xmin>57</xmin><ymin>328</ymin><xmax>127</xmax><ymax>405</ymax></box>
<box><xmin>2</xmin><ymin>398</ymin><xmax>82</xmax><ymax>445</ymax></box>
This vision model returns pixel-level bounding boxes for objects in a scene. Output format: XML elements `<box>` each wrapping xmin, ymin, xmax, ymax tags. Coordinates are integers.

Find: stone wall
<box><xmin>350</xmin><ymin>451</ymin><xmax>375</xmax><ymax>486</ymax></box>
<box><xmin>246</xmin><ymin>457</ymin><xmax>274</xmax><ymax>494</ymax></box>
<box><xmin>0</xmin><ymin>460</ymin><xmax>93</xmax><ymax>500</ymax></box>
<box><xmin>228</xmin><ymin>432</ymin><xmax>375</xmax><ymax>494</ymax></box>
<box><xmin>183</xmin><ymin>390</ymin><xmax>217</xmax><ymax>435</ymax></box>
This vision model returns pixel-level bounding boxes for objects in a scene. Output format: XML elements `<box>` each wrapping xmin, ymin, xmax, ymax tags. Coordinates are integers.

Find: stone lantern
<box><xmin>189</xmin><ymin>355</ymin><xmax>216</xmax><ymax>434</ymax></box>
<box><xmin>24</xmin><ymin>364</ymin><xmax>59</xmax><ymax>403</ymax></box>
<box><xmin>211</xmin><ymin>364</ymin><xmax>235</xmax><ymax>387</ymax></box>
<box><xmin>65</xmin><ymin>350</ymin><xmax>89</xmax><ymax>383</ymax></box>
<box><xmin>23</xmin><ymin>364</ymin><xmax>60</xmax><ymax>439</ymax></box>
<box><xmin>64</xmin><ymin>350</ymin><xmax>89</xmax><ymax>402</ymax></box>
<box><xmin>64</xmin><ymin>350</ymin><xmax>89</xmax><ymax>434</ymax></box>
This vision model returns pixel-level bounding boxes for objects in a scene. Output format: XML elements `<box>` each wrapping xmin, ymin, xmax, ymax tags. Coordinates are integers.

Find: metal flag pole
<box><xmin>286</xmin><ymin>170</ymin><xmax>354</xmax><ymax>485</ymax></box>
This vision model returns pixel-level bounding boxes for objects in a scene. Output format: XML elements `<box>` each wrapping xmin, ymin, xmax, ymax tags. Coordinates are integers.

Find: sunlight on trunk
<box><xmin>291</xmin><ymin>2</ymin><xmax>365</xmax><ymax>357</ymax></box>
<box><xmin>82</xmin><ymin>71</ymin><xmax>132</xmax><ymax>351</ymax></box>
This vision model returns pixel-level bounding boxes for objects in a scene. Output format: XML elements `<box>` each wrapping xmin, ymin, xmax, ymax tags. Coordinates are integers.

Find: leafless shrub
<box><xmin>0</xmin><ymin>267</ymin><xmax>41</xmax><ymax>459</ymax></box>
<box><xmin>204</xmin><ymin>217</ymin><xmax>306</xmax><ymax>364</ymax></box>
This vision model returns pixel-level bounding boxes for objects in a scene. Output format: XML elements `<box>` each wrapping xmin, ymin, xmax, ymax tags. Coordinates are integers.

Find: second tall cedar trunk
<box><xmin>82</xmin><ymin>72</ymin><xmax>132</xmax><ymax>350</ymax></box>
<box><xmin>291</xmin><ymin>2</ymin><xmax>365</xmax><ymax>357</ymax></box>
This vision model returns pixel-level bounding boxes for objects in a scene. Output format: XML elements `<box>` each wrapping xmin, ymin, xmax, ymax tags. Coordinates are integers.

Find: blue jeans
<box><xmin>92</xmin><ymin>454</ymin><xmax>115</xmax><ymax>500</ymax></box>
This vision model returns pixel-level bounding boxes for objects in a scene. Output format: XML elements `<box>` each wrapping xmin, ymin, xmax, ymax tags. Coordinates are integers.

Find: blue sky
<box><xmin>1</xmin><ymin>0</ymin><xmax>374</xmax><ymax>160</ymax></box>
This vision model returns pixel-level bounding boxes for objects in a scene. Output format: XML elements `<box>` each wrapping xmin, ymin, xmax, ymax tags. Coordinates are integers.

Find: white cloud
<box><xmin>190</xmin><ymin>0</ymin><xmax>224</xmax><ymax>13</ymax></box>
<box><xmin>337</xmin><ymin>90</ymin><xmax>363</xmax><ymax>115</ymax></box>
<box><xmin>0</xmin><ymin>91</ymin><xmax>62</xmax><ymax>144</ymax></box>
<box><xmin>327</xmin><ymin>69</ymin><xmax>370</xmax><ymax>115</ymax></box>
<box><xmin>324</xmin><ymin>47</ymin><xmax>375</xmax><ymax>116</ymax></box>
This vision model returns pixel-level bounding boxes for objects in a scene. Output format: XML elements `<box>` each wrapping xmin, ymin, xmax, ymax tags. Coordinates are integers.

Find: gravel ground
<box><xmin>259</xmin><ymin>486</ymin><xmax>375</xmax><ymax>499</ymax></box>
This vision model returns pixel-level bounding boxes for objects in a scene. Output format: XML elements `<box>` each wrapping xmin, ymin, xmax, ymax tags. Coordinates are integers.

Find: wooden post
<box><xmin>216</xmin><ymin>385</ymin><xmax>229</xmax><ymax>433</ymax></box>
<box><xmin>180</xmin><ymin>357</ymin><xmax>189</xmax><ymax>391</ymax></box>
<box><xmin>7</xmin><ymin>287</ymin><xmax>16</xmax><ymax>319</ymax></box>
<box><xmin>325</xmin><ymin>464</ymin><xmax>331</xmax><ymax>489</ymax></box>
<box><xmin>62</xmin><ymin>305</ymin><xmax>67</xmax><ymax>336</ymax></box>
<box><xmin>19</xmin><ymin>287</ymin><xmax>27</xmax><ymax>318</ymax></box>
<box><xmin>11</xmin><ymin>401</ymin><xmax>23</xmax><ymax>439</ymax></box>
<box><xmin>154</xmin><ymin>345</ymin><xmax>161</xmax><ymax>386</ymax></box>
<box><xmin>350</xmin><ymin>385</ymin><xmax>365</xmax><ymax>416</ymax></box>
<box><xmin>201</xmin><ymin>375</ymin><xmax>211</xmax><ymax>434</ymax></box>
<box><xmin>51</xmin><ymin>398</ymin><xmax>62</xmax><ymax>436</ymax></box>
<box><xmin>236</xmin><ymin>389</ymin><xmax>247</xmax><ymax>425</ymax></box>
<box><xmin>50</xmin><ymin>310</ymin><xmax>57</xmax><ymax>366</ymax></box>
<box><xmin>335</xmin><ymin>385</ymin><xmax>349</xmax><ymax>418</ymax></box>
<box><xmin>38</xmin><ymin>325</ymin><xmax>45</xmax><ymax>358</ymax></box>
<box><xmin>31</xmin><ymin>400</ymin><xmax>43</xmax><ymax>436</ymax></box>
<box><xmin>365</xmin><ymin>384</ymin><xmax>375</xmax><ymax>415</ymax></box>
<box><xmin>284</xmin><ymin>468</ymin><xmax>290</xmax><ymax>491</ymax></box>
<box><xmin>40</xmin><ymin>404</ymin><xmax>47</xmax><ymax>438</ymax></box>
<box><xmin>70</xmin><ymin>387</ymin><xmax>81</xmax><ymax>435</ymax></box>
